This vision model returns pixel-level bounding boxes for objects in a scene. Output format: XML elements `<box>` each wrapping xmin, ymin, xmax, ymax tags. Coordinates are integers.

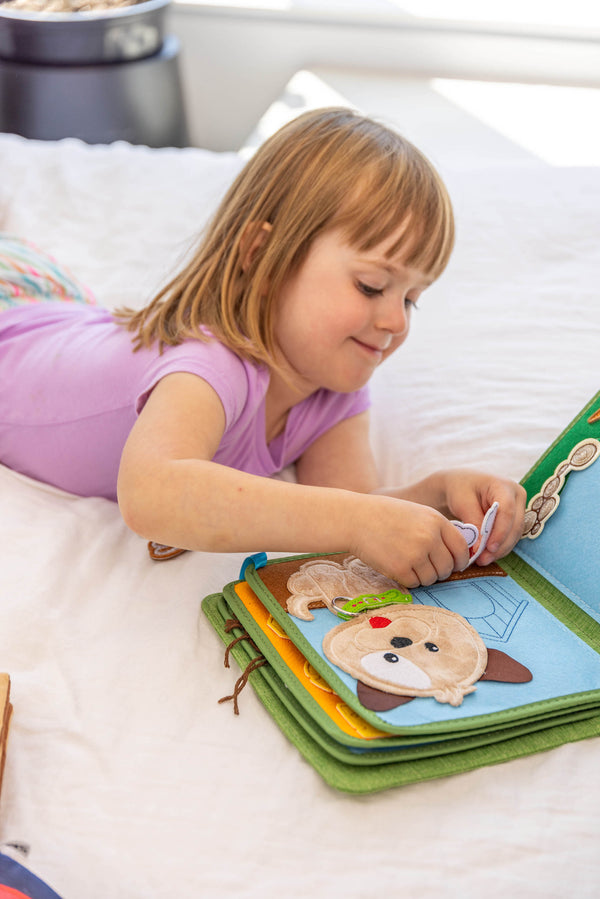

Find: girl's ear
<box><xmin>239</xmin><ymin>221</ymin><xmax>272</xmax><ymax>272</ymax></box>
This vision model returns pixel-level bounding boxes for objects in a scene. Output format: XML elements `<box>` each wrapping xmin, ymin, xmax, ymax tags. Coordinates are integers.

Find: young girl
<box><xmin>0</xmin><ymin>108</ymin><xmax>525</xmax><ymax>587</ymax></box>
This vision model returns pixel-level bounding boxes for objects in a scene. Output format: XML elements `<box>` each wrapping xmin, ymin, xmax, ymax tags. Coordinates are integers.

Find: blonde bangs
<box><xmin>333</xmin><ymin>150</ymin><xmax>454</xmax><ymax>280</ymax></box>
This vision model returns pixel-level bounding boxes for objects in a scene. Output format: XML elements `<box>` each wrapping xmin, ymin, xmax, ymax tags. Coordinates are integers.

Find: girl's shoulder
<box><xmin>138</xmin><ymin>331</ymin><xmax>270</xmax><ymax>429</ymax></box>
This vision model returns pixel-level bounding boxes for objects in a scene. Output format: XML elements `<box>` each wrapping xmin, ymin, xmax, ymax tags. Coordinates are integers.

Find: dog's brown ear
<box><xmin>479</xmin><ymin>648</ymin><xmax>532</xmax><ymax>683</ymax></box>
<box><xmin>357</xmin><ymin>650</ymin><xmax>532</xmax><ymax>712</ymax></box>
<box><xmin>357</xmin><ymin>680</ymin><xmax>415</xmax><ymax>711</ymax></box>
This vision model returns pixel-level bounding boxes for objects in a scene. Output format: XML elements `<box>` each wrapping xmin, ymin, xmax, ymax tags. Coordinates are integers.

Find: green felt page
<box><xmin>520</xmin><ymin>389</ymin><xmax>600</xmax><ymax>497</ymax></box>
<box><xmin>202</xmin><ymin>593</ymin><xmax>600</xmax><ymax>793</ymax></box>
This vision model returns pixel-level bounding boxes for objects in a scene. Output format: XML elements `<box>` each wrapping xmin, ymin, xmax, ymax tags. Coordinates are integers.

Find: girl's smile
<box><xmin>270</xmin><ymin>226</ymin><xmax>432</xmax><ymax>401</ymax></box>
<box><xmin>351</xmin><ymin>335</ymin><xmax>393</xmax><ymax>361</ymax></box>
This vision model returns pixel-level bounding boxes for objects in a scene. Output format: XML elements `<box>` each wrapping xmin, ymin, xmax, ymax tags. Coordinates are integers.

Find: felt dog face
<box><xmin>322</xmin><ymin>605</ymin><xmax>488</xmax><ymax>707</ymax></box>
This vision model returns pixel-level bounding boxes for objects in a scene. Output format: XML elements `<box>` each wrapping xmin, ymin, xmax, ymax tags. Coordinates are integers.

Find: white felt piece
<box><xmin>467</xmin><ymin>502</ymin><xmax>500</xmax><ymax>566</ymax></box>
<box><xmin>0</xmin><ymin>128</ymin><xmax>599</xmax><ymax>899</ymax></box>
<box><xmin>452</xmin><ymin>501</ymin><xmax>499</xmax><ymax>567</ymax></box>
<box><xmin>452</xmin><ymin>521</ymin><xmax>479</xmax><ymax>548</ymax></box>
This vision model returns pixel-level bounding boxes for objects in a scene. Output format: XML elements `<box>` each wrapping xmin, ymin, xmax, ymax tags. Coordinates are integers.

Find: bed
<box><xmin>0</xmin><ymin>75</ymin><xmax>599</xmax><ymax>897</ymax></box>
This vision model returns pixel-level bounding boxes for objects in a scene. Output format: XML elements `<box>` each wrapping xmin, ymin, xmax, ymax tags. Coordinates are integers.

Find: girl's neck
<box><xmin>264</xmin><ymin>366</ymin><xmax>314</xmax><ymax>444</ymax></box>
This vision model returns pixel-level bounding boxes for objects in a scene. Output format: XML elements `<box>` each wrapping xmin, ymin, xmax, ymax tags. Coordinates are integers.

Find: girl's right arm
<box><xmin>118</xmin><ymin>372</ymin><xmax>360</xmax><ymax>556</ymax></box>
<box><xmin>117</xmin><ymin>373</ymin><xmax>469</xmax><ymax>586</ymax></box>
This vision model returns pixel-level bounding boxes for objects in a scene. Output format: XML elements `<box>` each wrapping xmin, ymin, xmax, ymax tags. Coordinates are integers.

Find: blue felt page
<box><xmin>515</xmin><ymin>462</ymin><xmax>600</xmax><ymax>625</ymax></box>
<box><xmin>292</xmin><ymin>573</ymin><xmax>600</xmax><ymax>728</ymax></box>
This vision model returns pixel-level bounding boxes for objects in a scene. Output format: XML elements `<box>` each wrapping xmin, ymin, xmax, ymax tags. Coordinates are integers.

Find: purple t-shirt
<box><xmin>0</xmin><ymin>303</ymin><xmax>370</xmax><ymax>500</ymax></box>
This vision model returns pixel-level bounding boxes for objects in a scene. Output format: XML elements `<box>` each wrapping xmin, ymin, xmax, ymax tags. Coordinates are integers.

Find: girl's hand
<box><xmin>347</xmin><ymin>495</ymin><xmax>471</xmax><ymax>588</ymax></box>
<box><xmin>438</xmin><ymin>469</ymin><xmax>527</xmax><ymax>567</ymax></box>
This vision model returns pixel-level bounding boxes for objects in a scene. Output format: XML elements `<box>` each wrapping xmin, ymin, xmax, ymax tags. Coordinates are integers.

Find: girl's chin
<box><xmin>330</xmin><ymin>369</ymin><xmax>374</xmax><ymax>394</ymax></box>
<box><xmin>283</xmin><ymin>354</ymin><xmax>376</xmax><ymax>395</ymax></box>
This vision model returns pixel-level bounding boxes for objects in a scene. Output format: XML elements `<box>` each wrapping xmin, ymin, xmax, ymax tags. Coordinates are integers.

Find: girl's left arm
<box><xmin>296</xmin><ymin>413</ymin><xmax>527</xmax><ymax>565</ymax></box>
<box><xmin>295</xmin><ymin>411</ymin><xmax>380</xmax><ymax>493</ymax></box>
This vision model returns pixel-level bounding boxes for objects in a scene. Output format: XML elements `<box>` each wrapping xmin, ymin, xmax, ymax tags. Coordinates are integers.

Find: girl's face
<box><xmin>272</xmin><ymin>226</ymin><xmax>432</xmax><ymax>397</ymax></box>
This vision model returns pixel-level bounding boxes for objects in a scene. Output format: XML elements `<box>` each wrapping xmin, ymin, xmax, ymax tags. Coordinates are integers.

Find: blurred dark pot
<box><xmin>0</xmin><ymin>0</ymin><xmax>170</xmax><ymax>64</ymax></box>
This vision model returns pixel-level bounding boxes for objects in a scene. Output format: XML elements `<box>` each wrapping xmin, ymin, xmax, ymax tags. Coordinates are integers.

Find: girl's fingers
<box><xmin>443</xmin><ymin>520</ymin><xmax>472</xmax><ymax>572</ymax></box>
<box><xmin>412</xmin><ymin>559</ymin><xmax>438</xmax><ymax>587</ymax></box>
<box><xmin>477</xmin><ymin>488</ymin><xmax>527</xmax><ymax>565</ymax></box>
<box><xmin>412</xmin><ymin>540</ymin><xmax>465</xmax><ymax>586</ymax></box>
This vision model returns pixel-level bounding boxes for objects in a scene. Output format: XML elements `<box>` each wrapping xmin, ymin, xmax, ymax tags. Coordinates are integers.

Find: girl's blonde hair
<box><xmin>117</xmin><ymin>107</ymin><xmax>454</xmax><ymax>366</ymax></box>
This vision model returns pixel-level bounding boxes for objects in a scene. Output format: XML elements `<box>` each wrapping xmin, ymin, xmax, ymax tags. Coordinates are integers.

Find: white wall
<box><xmin>168</xmin><ymin>4</ymin><xmax>600</xmax><ymax>151</ymax></box>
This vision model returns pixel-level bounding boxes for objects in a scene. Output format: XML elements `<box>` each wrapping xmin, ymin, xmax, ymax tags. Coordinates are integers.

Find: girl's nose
<box><xmin>375</xmin><ymin>295</ymin><xmax>410</xmax><ymax>337</ymax></box>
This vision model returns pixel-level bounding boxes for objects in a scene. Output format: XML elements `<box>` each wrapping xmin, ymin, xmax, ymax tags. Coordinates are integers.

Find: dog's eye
<box><xmin>425</xmin><ymin>642</ymin><xmax>439</xmax><ymax>653</ymax></box>
<box><xmin>390</xmin><ymin>637</ymin><xmax>413</xmax><ymax>649</ymax></box>
<box><xmin>383</xmin><ymin>652</ymin><xmax>399</xmax><ymax>663</ymax></box>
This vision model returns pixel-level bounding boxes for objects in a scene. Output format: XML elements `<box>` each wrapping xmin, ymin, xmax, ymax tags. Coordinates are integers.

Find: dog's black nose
<box><xmin>390</xmin><ymin>636</ymin><xmax>413</xmax><ymax>649</ymax></box>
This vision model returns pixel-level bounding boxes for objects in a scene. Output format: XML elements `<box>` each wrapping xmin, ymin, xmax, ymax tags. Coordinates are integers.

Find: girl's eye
<box><xmin>405</xmin><ymin>297</ymin><xmax>420</xmax><ymax>311</ymax></box>
<box><xmin>357</xmin><ymin>281</ymin><xmax>384</xmax><ymax>298</ymax></box>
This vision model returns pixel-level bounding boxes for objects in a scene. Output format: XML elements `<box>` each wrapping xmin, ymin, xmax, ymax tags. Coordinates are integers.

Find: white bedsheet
<box><xmin>0</xmin><ymin>126</ymin><xmax>599</xmax><ymax>898</ymax></box>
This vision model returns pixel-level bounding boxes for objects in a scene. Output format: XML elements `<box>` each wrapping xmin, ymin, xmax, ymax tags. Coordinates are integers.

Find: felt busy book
<box><xmin>202</xmin><ymin>391</ymin><xmax>600</xmax><ymax>793</ymax></box>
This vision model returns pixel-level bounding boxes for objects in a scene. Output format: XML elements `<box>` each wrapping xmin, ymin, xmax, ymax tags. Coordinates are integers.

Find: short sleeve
<box><xmin>134</xmin><ymin>337</ymin><xmax>253</xmax><ymax>430</ymax></box>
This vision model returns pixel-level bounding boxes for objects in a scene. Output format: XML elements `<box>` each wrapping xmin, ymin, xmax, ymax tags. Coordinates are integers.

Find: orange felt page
<box><xmin>234</xmin><ymin>582</ymin><xmax>389</xmax><ymax>741</ymax></box>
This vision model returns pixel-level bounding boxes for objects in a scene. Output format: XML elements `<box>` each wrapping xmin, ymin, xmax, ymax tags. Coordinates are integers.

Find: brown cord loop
<box><xmin>222</xmin><ymin>620</ymin><xmax>260</xmax><ymax>669</ymax></box>
<box><xmin>219</xmin><ymin>619</ymin><xmax>267</xmax><ymax>714</ymax></box>
<box><xmin>218</xmin><ymin>656</ymin><xmax>267</xmax><ymax>715</ymax></box>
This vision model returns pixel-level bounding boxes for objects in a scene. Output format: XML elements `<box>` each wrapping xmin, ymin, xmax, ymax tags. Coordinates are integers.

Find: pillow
<box><xmin>0</xmin><ymin>234</ymin><xmax>96</xmax><ymax>311</ymax></box>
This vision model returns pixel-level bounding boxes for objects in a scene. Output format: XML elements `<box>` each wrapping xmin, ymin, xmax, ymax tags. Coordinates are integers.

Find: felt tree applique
<box><xmin>522</xmin><ymin>438</ymin><xmax>600</xmax><ymax>539</ymax></box>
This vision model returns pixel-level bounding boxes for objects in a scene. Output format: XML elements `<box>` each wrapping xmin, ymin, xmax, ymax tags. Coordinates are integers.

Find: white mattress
<box><xmin>0</xmin><ymin>95</ymin><xmax>599</xmax><ymax>897</ymax></box>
